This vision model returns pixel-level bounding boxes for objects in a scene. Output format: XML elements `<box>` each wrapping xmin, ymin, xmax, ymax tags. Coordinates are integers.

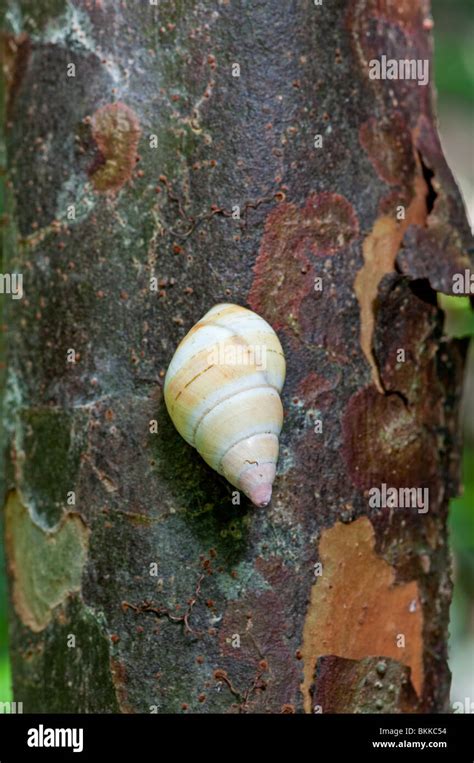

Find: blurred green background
<box><xmin>0</xmin><ymin>0</ymin><xmax>473</xmax><ymax>710</ymax></box>
<box><xmin>434</xmin><ymin>0</ymin><xmax>474</xmax><ymax>709</ymax></box>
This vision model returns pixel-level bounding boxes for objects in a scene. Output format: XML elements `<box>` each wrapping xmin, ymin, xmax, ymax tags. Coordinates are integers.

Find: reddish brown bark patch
<box><xmin>372</xmin><ymin>275</ymin><xmax>440</xmax><ymax>396</ymax></box>
<box><xmin>342</xmin><ymin>384</ymin><xmax>438</xmax><ymax>490</ymax></box>
<box><xmin>360</xmin><ymin>114</ymin><xmax>416</xmax><ymax>187</ymax></box>
<box><xmin>301</xmin><ymin>517</ymin><xmax>423</xmax><ymax>713</ymax></box>
<box><xmin>302</xmin><ymin>192</ymin><xmax>359</xmax><ymax>255</ymax></box>
<box><xmin>89</xmin><ymin>103</ymin><xmax>141</xmax><ymax>192</ymax></box>
<box><xmin>347</xmin><ymin>0</ymin><xmax>432</xmax><ymax>124</ymax></box>
<box><xmin>296</xmin><ymin>371</ymin><xmax>340</xmax><ymax>409</ymax></box>
<box><xmin>360</xmin><ymin>0</ymin><xmax>427</xmax><ymax>30</ymax></box>
<box><xmin>378</xmin><ymin>188</ymin><xmax>413</xmax><ymax>217</ymax></box>
<box><xmin>347</xmin><ymin>0</ymin><xmax>429</xmax><ymax>64</ymax></box>
<box><xmin>110</xmin><ymin>658</ymin><xmax>136</xmax><ymax>713</ymax></box>
<box><xmin>248</xmin><ymin>193</ymin><xmax>358</xmax><ymax>336</ymax></box>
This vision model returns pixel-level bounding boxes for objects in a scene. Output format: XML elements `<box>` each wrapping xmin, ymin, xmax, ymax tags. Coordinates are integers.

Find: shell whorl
<box><xmin>164</xmin><ymin>304</ymin><xmax>286</xmax><ymax>507</ymax></box>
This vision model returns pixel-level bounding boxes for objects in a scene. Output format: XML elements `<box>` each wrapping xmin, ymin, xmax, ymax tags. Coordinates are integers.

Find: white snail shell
<box><xmin>164</xmin><ymin>304</ymin><xmax>286</xmax><ymax>507</ymax></box>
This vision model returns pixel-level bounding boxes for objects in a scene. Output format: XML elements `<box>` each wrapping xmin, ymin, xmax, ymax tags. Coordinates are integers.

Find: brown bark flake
<box><xmin>301</xmin><ymin>517</ymin><xmax>423</xmax><ymax>713</ymax></box>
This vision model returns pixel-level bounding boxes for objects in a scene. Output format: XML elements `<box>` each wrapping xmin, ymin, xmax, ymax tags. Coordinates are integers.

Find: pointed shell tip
<box><xmin>249</xmin><ymin>484</ymin><xmax>272</xmax><ymax>508</ymax></box>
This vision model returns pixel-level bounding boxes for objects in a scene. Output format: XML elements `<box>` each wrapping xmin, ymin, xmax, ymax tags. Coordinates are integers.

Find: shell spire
<box><xmin>164</xmin><ymin>304</ymin><xmax>286</xmax><ymax>507</ymax></box>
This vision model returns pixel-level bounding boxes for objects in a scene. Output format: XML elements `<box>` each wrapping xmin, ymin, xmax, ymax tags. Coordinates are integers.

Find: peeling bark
<box><xmin>1</xmin><ymin>0</ymin><xmax>472</xmax><ymax>714</ymax></box>
<box><xmin>301</xmin><ymin>517</ymin><xmax>423</xmax><ymax>711</ymax></box>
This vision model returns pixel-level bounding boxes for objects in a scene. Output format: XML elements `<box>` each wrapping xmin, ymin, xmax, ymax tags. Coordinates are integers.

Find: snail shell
<box><xmin>164</xmin><ymin>304</ymin><xmax>286</xmax><ymax>507</ymax></box>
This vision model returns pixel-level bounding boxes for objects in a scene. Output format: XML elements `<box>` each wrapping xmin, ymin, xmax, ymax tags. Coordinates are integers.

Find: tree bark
<box><xmin>1</xmin><ymin>0</ymin><xmax>472</xmax><ymax>713</ymax></box>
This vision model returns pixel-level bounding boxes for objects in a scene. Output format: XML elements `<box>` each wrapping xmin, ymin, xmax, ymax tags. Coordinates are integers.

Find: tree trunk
<box><xmin>1</xmin><ymin>0</ymin><xmax>472</xmax><ymax>714</ymax></box>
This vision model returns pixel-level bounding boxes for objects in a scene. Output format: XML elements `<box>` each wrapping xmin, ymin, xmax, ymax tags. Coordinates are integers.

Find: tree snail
<box><xmin>164</xmin><ymin>304</ymin><xmax>286</xmax><ymax>507</ymax></box>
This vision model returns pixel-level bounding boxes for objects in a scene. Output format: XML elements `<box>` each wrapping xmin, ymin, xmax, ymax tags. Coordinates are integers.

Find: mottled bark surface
<box><xmin>1</xmin><ymin>0</ymin><xmax>472</xmax><ymax>713</ymax></box>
